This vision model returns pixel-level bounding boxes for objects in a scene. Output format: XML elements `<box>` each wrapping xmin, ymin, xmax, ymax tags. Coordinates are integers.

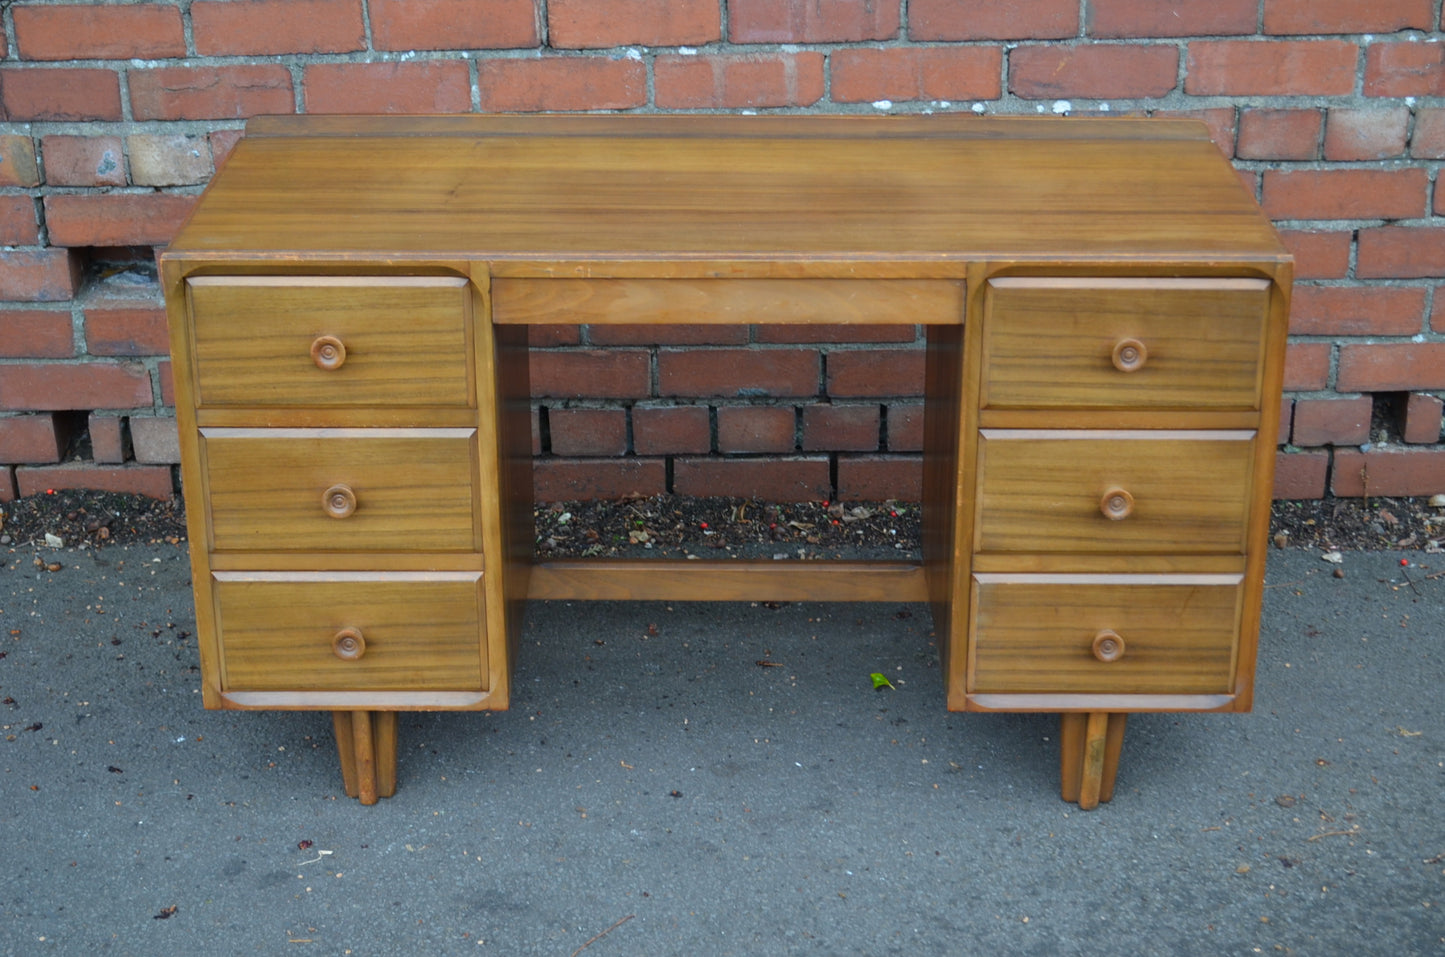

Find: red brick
<box><xmin>1272</xmin><ymin>450</ymin><xmax>1327</xmax><ymax>499</ymax></box>
<box><xmin>717</xmin><ymin>406</ymin><xmax>796</xmax><ymax>453</ymax></box>
<box><xmin>1283</xmin><ymin>343</ymin><xmax>1331</xmax><ymax>391</ymax></box>
<box><xmin>1089</xmin><ymin>0</ymin><xmax>1256</xmax><ymax>36</ymax></box>
<box><xmin>1412</xmin><ymin>108</ymin><xmax>1445</xmax><ymax>159</ymax></box>
<box><xmin>1332</xmin><ymin>447</ymin><xmax>1445</xmax><ymax>497</ymax></box>
<box><xmin>0</xmin><ymin>310</ymin><xmax>74</xmax><ymax>359</ymax></box>
<box><xmin>0</xmin><ymin>249</ymin><xmax>82</xmax><ymax>302</ymax></box>
<box><xmin>533</xmin><ymin>458</ymin><xmax>666</xmax><ymax>502</ymax></box>
<box><xmin>1337</xmin><ymin>342</ymin><xmax>1445</xmax><ymax>392</ymax></box>
<box><xmin>43</xmin><ymin>193</ymin><xmax>195</xmax><ymax>247</ymax></box>
<box><xmin>157</xmin><ymin>361</ymin><xmax>174</xmax><ymax>406</ymax></box>
<box><xmin>1433</xmin><ymin>289</ymin><xmax>1445</xmax><ymax>332</ymax></box>
<box><xmin>0</xmin><ymin>68</ymin><xmax>122</xmax><ymax>121</ymax></box>
<box><xmin>1291</xmin><ymin>396</ymin><xmax>1372</xmax><ymax>447</ymax></box>
<box><xmin>371</xmin><ymin>0</ymin><xmax>538</xmax><ymax>50</ymax></box>
<box><xmin>550</xmin><ymin>0</ymin><xmax>720</xmax><ymax>48</ymax></box>
<box><xmin>830</xmin><ymin>46</ymin><xmax>1002</xmax><ymax>103</ymax></box>
<box><xmin>39</xmin><ymin>135</ymin><xmax>125</xmax><ymax>187</ymax></box>
<box><xmin>1236</xmin><ymin>109</ymin><xmax>1321</xmax><ymax>161</ymax></box>
<box><xmin>1186</xmin><ymin>41</ymin><xmax>1356</xmax><ymax>96</ymax></box>
<box><xmin>801</xmin><ymin>404</ymin><xmax>879</xmax><ymax>452</ymax></box>
<box><xmin>0</xmin><ymin>362</ymin><xmax>153</xmax><ymax>412</ymax></box>
<box><xmin>730</xmin><ymin>0</ymin><xmax>900</xmax><ymax>42</ymax></box>
<box><xmin>1278</xmin><ymin>396</ymin><xmax>1294</xmax><ymax>443</ymax></box>
<box><xmin>673</xmin><ymin>456</ymin><xmax>830</xmax><ymax>501</ymax></box>
<box><xmin>836</xmin><ymin>454</ymin><xmax>921</xmax><ymax>502</ymax></box>
<box><xmin>129</xmin><ymin>415</ymin><xmax>179</xmax><ymax>464</ymax></box>
<box><xmin>0</xmin><ymin>134</ymin><xmax>41</xmax><ymax>187</ymax></box>
<box><xmin>210</xmin><ymin>129</ymin><xmax>246</xmax><ymax>171</ymax></box>
<box><xmin>0</xmin><ymin>467</ymin><xmax>15</xmax><ymax>502</ymax></box>
<box><xmin>1288</xmin><ymin>286</ymin><xmax>1426</xmax><ymax>337</ymax></box>
<box><xmin>588</xmin><ymin>325</ymin><xmax>748</xmax><ymax>346</ymax></box>
<box><xmin>127</xmin><ymin>133</ymin><xmax>212</xmax><ymax>187</ymax></box>
<box><xmin>1400</xmin><ymin>393</ymin><xmax>1443</xmax><ymax>444</ymax></box>
<box><xmin>12</xmin><ymin>4</ymin><xmax>185</xmax><ymax>60</ymax></box>
<box><xmin>547</xmin><ymin>408</ymin><xmax>628</xmax><ymax>456</ymax></box>
<box><xmin>88</xmin><ymin>413</ymin><xmax>131</xmax><ymax>464</ymax></box>
<box><xmin>1278</xmin><ymin>229</ymin><xmax>1351</xmax><ymax>280</ymax></box>
<box><xmin>0</xmin><ymin>413</ymin><xmax>71</xmax><ymax>464</ymax></box>
<box><xmin>633</xmin><ymin>405</ymin><xmax>710</xmax><ymax>455</ymax></box>
<box><xmin>655</xmin><ymin>53</ymin><xmax>825</xmax><ymax>109</ymax></box>
<box><xmin>530</xmin><ymin>325</ymin><xmax>581</xmax><ymax>347</ymax></box>
<box><xmin>910</xmin><ymin>0</ymin><xmax>1076</xmax><ymax>40</ymax></box>
<box><xmin>886</xmin><ymin>402</ymin><xmax>923</xmax><ymax>452</ymax></box>
<box><xmin>659</xmin><ymin>348</ymin><xmax>818</xmax><ymax>398</ymax></box>
<box><xmin>0</xmin><ymin>196</ymin><xmax>38</xmax><ymax>246</ymax></box>
<box><xmin>129</xmin><ymin>66</ymin><xmax>295</xmax><ymax>120</ymax></box>
<box><xmin>1010</xmin><ymin>44</ymin><xmax>1178</xmax><ymax>99</ymax></box>
<box><xmin>16</xmin><ymin>463</ymin><xmax>173</xmax><ymax>500</ymax></box>
<box><xmin>530</xmin><ymin>350</ymin><xmax>650</xmax><ymax>399</ymax></box>
<box><xmin>754</xmin><ymin>324</ymin><xmax>918</xmax><ymax>345</ymax></box>
<box><xmin>1357</xmin><ymin>226</ymin><xmax>1445</xmax><ymax>279</ymax></box>
<box><xmin>478</xmin><ymin>58</ymin><xmax>646</xmax><ymax>112</ymax></box>
<box><xmin>1364</xmin><ymin>41</ymin><xmax>1445</xmax><ymax>97</ymax></box>
<box><xmin>1261</xmin><ymin>169</ymin><xmax>1426</xmax><ymax>221</ymax></box>
<box><xmin>84</xmin><ymin>302</ymin><xmax>169</xmax><ymax>356</ymax></box>
<box><xmin>1323</xmin><ymin>107</ymin><xmax>1410</xmax><ymax>161</ymax></box>
<box><xmin>303</xmin><ymin>61</ymin><xmax>471</xmax><ymax>114</ymax></box>
<box><xmin>193</xmin><ymin>0</ymin><xmax>364</xmax><ymax>55</ymax></box>
<box><xmin>826</xmin><ymin>349</ymin><xmax>925</xmax><ymax>398</ymax></box>
<box><xmin>1264</xmin><ymin>0</ymin><xmax>1433</xmax><ymax>34</ymax></box>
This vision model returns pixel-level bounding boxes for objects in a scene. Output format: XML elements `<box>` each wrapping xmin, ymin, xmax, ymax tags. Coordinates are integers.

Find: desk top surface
<box><xmin>167</xmin><ymin>114</ymin><xmax>1287</xmax><ymax>271</ymax></box>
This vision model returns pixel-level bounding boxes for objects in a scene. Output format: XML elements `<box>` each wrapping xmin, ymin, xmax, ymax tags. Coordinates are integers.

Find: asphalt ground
<box><xmin>1</xmin><ymin>544</ymin><xmax>1441</xmax><ymax>956</ymax></box>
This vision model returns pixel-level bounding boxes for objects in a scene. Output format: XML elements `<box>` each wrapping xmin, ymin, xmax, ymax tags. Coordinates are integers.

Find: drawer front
<box><xmin>970</xmin><ymin>575</ymin><xmax>1241</xmax><ymax>695</ymax></box>
<box><xmin>975</xmin><ymin>430</ymin><xmax>1254</xmax><ymax>553</ymax></box>
<box><xmin>981</xmin><ymin>278</ymin><xmax>1269</xmax><ymax>410</ymax></box>
<box><xmin>215</xmin><ymin>573</ymin><xmax>485</xmax><ymax>693</ymax></box>
<box><xmin>187</xmin><ymin>276</ymin><xmax>472</xmax><ymax>407</ymax></box>
<box><xmin>202</xmin><ymin>428</ymin><xmax>478</xmax><ymax>552</ymax></box>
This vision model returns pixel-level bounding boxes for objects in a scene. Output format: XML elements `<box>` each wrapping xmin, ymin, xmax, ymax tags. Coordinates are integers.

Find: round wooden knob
<box><xmin>1100</xmin><ymin>486</ymin><xmax>1134</xmax><ymax>521</ymax></box>
<box><xmin>311</xmin><ymin>335</ymin><xmax>346</xmax><ymax>370</ymax></box>
<box><xmin>322</xmin><ymin>484</ymin><xmax>357</xmax><ymax>519</ymax></box>
<box><xmin>1092</xmin><ymin>630</ymin><xmax>1125</xmax><ymax>663</ymax></box>
<box><xmin>332</xmin><ymin>627</ymin><xmax>366</xmax><ymax>661</ymax></box>
<box><xmin>1111</xmin><ymin>337</ymin><xmax>1147</xmax><ymax>372</ymax></box>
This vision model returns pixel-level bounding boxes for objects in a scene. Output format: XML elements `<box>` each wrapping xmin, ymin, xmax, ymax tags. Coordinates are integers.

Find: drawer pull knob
<box><xmin>311</xmin><ymin>335</ymin><xmax>347</xmax><ymax>370</ymax></box>
<box><xmin>1092</xmin><ymin>630</ymin><xmax>1126</xmax><ymax>663</ymax></box>
<box><xmin>1100</xmin><ymin>486</ymin><xmax>1134</xmax><ymax>521</ymax></box>
<box><xmin>1111</xmin><ymin>337</ymin><xmax>1147</xmax><ymax>373</ymax></box>
<box><xmin>332</xmin><ymin>627</ymin><xmax>366</xmax><ymax>661</ymax></box>
<box><xmin>323</xmin><ymin>483</ymin><xmax>357</xmax><ymax>519</ymax></box>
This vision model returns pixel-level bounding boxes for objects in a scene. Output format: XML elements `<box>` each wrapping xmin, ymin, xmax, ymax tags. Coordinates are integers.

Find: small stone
<box><xmin>1273</xmin><ymin>532</ymin><xmax>1289</xmax><ymax>548</ymax></box>
<box><xmin>1333</xmin><ymin>567</ymin><xmax>1345</xmax><ymax>579</ymax></box>
<box><xmin>1275</xmin><ymin>794</ymin><xmax>1297</xmax><ymax>808</ymax></box>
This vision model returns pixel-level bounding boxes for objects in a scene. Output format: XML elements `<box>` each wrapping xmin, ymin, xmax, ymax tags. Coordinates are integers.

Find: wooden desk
<box><xmin>161</xmin><ymin>115</ymin><xmax>1291</xmax><ymax>809</ymax></box>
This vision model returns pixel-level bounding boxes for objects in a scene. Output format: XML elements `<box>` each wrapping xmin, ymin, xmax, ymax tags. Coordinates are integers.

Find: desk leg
<box><xmin>332</xmin><ymin>710</ymin><xmax>399</xmax><ymax>805</ymax></box>
<box><xmin>1059</xmin><ymin>712</ymin><xmax>1126</xmax><ymax>810</ymax></box>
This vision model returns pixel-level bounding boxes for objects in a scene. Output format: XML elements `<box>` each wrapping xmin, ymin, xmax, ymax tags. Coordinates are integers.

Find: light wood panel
<box><xmin>188</xmin><ymin>276</ymin><xmax>472</xmax><ymax>407</ymax></box>
<box><xmin>527</xmin><ymin>559</ymin><xmax>927</xmax><ymax>602</ymax></box>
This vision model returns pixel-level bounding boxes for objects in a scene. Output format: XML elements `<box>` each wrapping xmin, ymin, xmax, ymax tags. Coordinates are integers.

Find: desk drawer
<box><xmin>215</xmin><ymin>572</ymin><xmax>485</xmax><ymax>693</ymax></box>
<box><xmin>981</xmin><ymin>278</ymin><xmax>1269</xmax><ymax>410</ymax></box>
<box><xmin>970</xmin><ymin>575</ymin><xmax>1240</xmax><ymax>695</ymax></box>
<box><xmin>202</xmin><ymin>428</ymin><xmax>479</xmax><ymax>552</ymax></box>
<box><xmin>975</xmin><ymin>430</ymin><xmax>1254</xmax><ymax>553</ymax></box>
<box><xmin>187</xmin><ymin>276</ymin><xmax>472</xmax><ymax>408</ymax></box>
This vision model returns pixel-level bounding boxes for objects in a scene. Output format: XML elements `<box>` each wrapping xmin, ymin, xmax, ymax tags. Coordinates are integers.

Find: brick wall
<box><xmin>2</xmin><ymin>0</ymin><xmax>1444</xmax><ymax>503</ymax></box>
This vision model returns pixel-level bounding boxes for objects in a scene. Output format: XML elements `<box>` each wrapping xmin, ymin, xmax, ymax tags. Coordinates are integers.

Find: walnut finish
<box><xmin>162</xmin><ymin>114</ymin><xmax>1291</xmax><ymax>808</ymax></box>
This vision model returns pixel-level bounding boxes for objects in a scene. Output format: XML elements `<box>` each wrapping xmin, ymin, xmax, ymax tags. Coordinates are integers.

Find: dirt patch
<box><xmin>3</xmin><ymin>489</ymin><xmax>1440</xmax><ymax>556</ymax></box>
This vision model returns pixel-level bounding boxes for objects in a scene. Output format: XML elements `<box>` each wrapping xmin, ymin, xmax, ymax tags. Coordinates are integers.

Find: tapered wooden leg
<box><xmin>1059</xmin><ymin>712</ymin><xmax>1127</xmax><ymax>810</ymax></box>
<box><xmin>332</xmin><ymin>709</ymin><xmax>399</xmax><ymax>804</ymax></box>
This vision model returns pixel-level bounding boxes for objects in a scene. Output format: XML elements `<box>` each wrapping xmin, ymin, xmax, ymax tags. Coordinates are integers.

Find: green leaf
<box><xmin>870</xmin><ymin>672</ymin><xmax>894</xmax><ymax>691</ymax></box>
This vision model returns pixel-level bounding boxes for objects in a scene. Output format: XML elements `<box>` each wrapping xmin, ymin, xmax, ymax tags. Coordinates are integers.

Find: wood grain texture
<box><xmin>492</xmin><ymin>278</ymin><xmax>963</xmax><ymax>325</ymax></box>
<box><xmin>974</xmin><ymin>430</ymin><xmax>1256</xmax><ymax>554</ymax></box>
<box><xmin>981</xmin><ymin>278</ymin><xmax>1270</xmax><ymax>410</ymax></box>
<box><xmin>969</xmin><ymin>576</ymin><xmax>1242</xmax><ymax>695</ymax></box>
<box><xmin>188</xmin><ymin>276</ymin><xmax>472</xmax><ymax>407</ymax></box>
<box><xmin>200</xmin><ymin>428</ymin><xmax>480</xmax><ymax>552</ymax></box>
<box><xmin>214</xmin><ymin>572</ymin><xmax>485</xmax><ymax>694</ymax></box>
<box><xmin>166</xmin><ymin>115</ymin><xmax>1287</xmax><ymax>267</ymax></box>
<box><xmin>527</xmin><ymin>559</ymin><xmax>927</xmax><ymax>602</ymax></box>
